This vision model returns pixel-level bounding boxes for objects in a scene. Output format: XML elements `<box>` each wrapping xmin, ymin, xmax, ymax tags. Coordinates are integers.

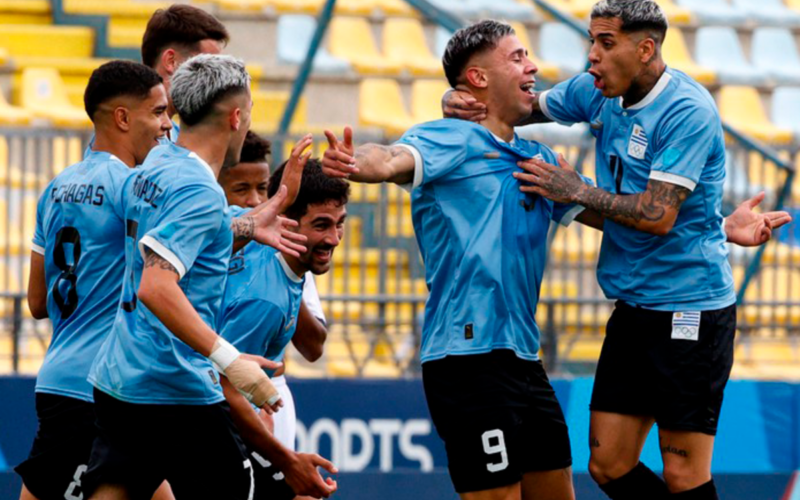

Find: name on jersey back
<box><xmin>50</xmin><ymin>183</ymin><xmax>105</xmax><ymax>206</ymax></box>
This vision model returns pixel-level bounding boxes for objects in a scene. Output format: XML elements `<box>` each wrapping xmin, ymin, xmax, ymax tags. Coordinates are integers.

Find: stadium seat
<box><xmin>752</xmin><ymin>29</ymin><xmax>800</xmax><ymax>85</ymax></box>
<box><xmin>539</xmin><ymin>23</ymin><xmax>587</xmax><ymax>76</ymax></box>
<box><xmin>359</xmin><ymin>79</ymin><xmax>415</xmax><ymax>136</ymax></box>
<box><xmin>695</xmin><ymin>27</ymin><xmax>768</xmax><ymax>86</ymax></box>
<box><xmin>435</xmin><ymin>27</ymin><xmax>453</xmax><ymax>59</ymax></box>
<box><xmin>510</xmin><ymin>23</ymin><xmax>560</xmax><ymax>82</ymax></box>
<box><xmin>555</xmin><ymin>0</ymin><xmax>692</xmax><ymax>23</ymax></box>
<box><xmin>718</xmin><ymin>86</ymin><xmax>793</xmax><ymax>144</ymax></box>
<box><xmin>723</xmin><ymin>149</ymin><xmax>764</xmax><ymax>204</ymax></box>
<box><xmin>250</xmin><ymin>90</ymin><xmax>308</xmax><ymax>133</ymax></box>
<box><xmin>731</xmin><ymin>0</ymin><xmax>800</xmax><ymax>26</ymax></box>
<box><xmin>428</xmin><ymin>0</ymin><xmax>481</xmax><ymax>18</ymax></box>
<box><xmin>329</xmin><ymin>17</ymin><xmax>403</xmax><ymax>75</ymax></box>
<box><xmin>383</xmin><ymin>18</ymin><xmax>442</xmax><ymax>77</ymax></box>
<box><xmin>662</xmin><ymin>27</ymin><xmax>716</xmax><ymax>85</ymax></box>
<box><xmin>411</xmin><ymin>79</ymin><xmax>449</xmax><ymax>123</ymax></box>
<box><xmin>675</xmin><ymin>0</ymin><xmax>747</xmax><ymax>25</ymax></box>
<box><xmin>467</xmin><ymin>0</ymin><xmax>539</xmax><ymax>20</ymax></box>
<box><xmin>276</xmin><ymin>15</ymin><xmax>351</xmax><ymax>73</ymax></box>
<box><xmin>107</xmin><ymin>16</ymin><xmax>150</xmax><ymax>48</ymax></box>
<box><xmin>789</xmin><ymin>0</ymin><xmax>800</xmax><ymax>11</ymax></box>
<box><xmin>0</xmin><ymin>91</ymin><xmax>33</xmax><ymax>126</ymax></box>
<box><xmin>334</xmin><ymin>0</ymin><xmax>417</xmax><ymax>16</ymax></box>
<box><xmin>19</xmin><ymin>68</ymin><xmax>92</xmax><ymax>128</ymax></box>
<box><xmin>0</xmin><ymin>24</ymin><xmax>94</xmax><ymax>59</ymax></box>
<box><xmin>0</xmin><ymin>0</ymin><xmax>50</xmax><ymax>24</ymax></box>
<box><xmin>772</xmin><ymin>87</ymin><xmax>800</xmax><ymax>138</ymax></box>
<box><xmin>743</xmin><ymin>267</ymin><xmax>800</xmax><ymax>325</ymax></box>
<box><xmin>213</xmin><ymin>0</ymin><xmax>269</xmax><ymax>12</ymax></box>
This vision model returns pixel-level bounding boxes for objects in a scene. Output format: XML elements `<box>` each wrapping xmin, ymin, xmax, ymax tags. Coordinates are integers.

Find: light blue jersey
<box><xmin>220</xmin><ymin>245</ymin><xmax>305</xmax><ymax>374</ymax></box>
<box><xmin>397</xmin><ymin>119</ymin><xmax>583</xmax><ymax>364</ymax></box>
<box><xmin>89</xmin><ymin>142</ymin><xmax>232</xmax><ymax>405</ymax></box>
<box><xmin>540</xmin><ymin>68</ymin><xmax>735</xmax><ymax>310</ymax></box>
<box><xmin>32</xmin><ymin>150</ymin><xmax>134</xmax><ymax>402</ymax></box>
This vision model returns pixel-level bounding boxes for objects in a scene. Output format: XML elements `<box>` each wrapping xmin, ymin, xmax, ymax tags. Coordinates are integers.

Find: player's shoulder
<box><xmin>663</xmin><ymin>68</ymin><xmax>719</xmax><ymax>119</ymax></box>
<box><xmin>402</xmin><ymin>118</ymin><xmax>474</xmax><ymax>141</ymax></box>
<box><xmin>141</xmin><ymin>144</ymin><xmax>223</xmax><ymax>195</ymax></box>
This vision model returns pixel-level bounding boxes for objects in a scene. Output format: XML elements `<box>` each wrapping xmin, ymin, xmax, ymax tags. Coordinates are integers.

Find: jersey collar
<box><xmin>276</xmin><ymin>252</ymin><xmax>304</xmax><ymax>283</ymax></box>
<box><xmin>86</xmin><ymin>148</ymin><xmax>127</xmax><ymax>167</ymax></box>
<box><xmin>619</xmin><ymin>68</ymin><xmax>672</xmax><ymax>111</ymax></box>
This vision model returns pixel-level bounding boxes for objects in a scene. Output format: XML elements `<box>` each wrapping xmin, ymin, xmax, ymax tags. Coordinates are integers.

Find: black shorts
<box><xmin>422</xmin><ymin>350</ymin><xmax>572</xmax><ymax>494</ymax></box>
<box><xmin>247</xmin><ymin>446</ymin><xmax>296</xmax><ymax>500</ymax></box>
<box><xmin>591</xmin><ymin>301</ymin><xmax>737</xmax><ymax>435</ymax></box>
<box><xmin>15</xmin><ymin>393</ymin><xmax>96</xmax><ymax>500</ymax></box>
<box><xmin>83</xmin><ymin>389</ymin><xmax>254</xmax><ymax>500</ymax></box>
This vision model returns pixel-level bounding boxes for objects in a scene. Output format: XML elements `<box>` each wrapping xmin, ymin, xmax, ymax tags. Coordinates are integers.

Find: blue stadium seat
<box><xmin>772</xmin><ymin>87</ymin><xmax>800</xmax><ymax>137</ymax></box>
<box><xmin>752</xmin><ymin>28</ymin><xmax>800</xmax><ymax>85</ymax></box>
<box><xmin>276</xmin><ymin>15</ymin><xmax>351</xmax><ymax>74</ymax></box>
<box><xmin>675</xmin><ymin>0</ymin><xmax>747</xmax><ymax>25</ymax></box>
<box><xmin>539</xmin><ymin>23</ymin><xmax>587</xmax><ymax>76</ymax></box>
<box><xmin>732</xmin><ymin>0</ymin><xmax>800</xmax><ymax>26</ymax></box>
<box><xmin>428</xmin><ymin>0</ymin><xmax>480</xmax><ymax>17</ymax></box>
<box><xmin>723</xmin><ymin>149</ymin><xmax>764</xmax><ymax>204</ymax></box>
<box><xmin>467</xmin><ymin>0</ymin><xmax>539</xmax><ymax>20</ymax></box>
<box><xmin>436</xmin><ymin>27</ymin><xmax>453</xmax><ymax>58</ymax></box>
<box><xmin>695</xmin><ymin>27</ymin><xmax>768</xmax><ymax>86</ymax></box>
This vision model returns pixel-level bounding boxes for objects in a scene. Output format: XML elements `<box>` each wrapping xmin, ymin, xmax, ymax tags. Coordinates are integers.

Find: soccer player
<box><xmin>16</xmin><ymin>61</ymin><xmax>173</xmax><ymax>500</ymax></box>
<box><xmin>323</xmin><ymin>20</ymin><xmax>589</xmax><ymax>500</ymax></box>
<box><xmin>220</xmin><ymin>158</ymin><xmax>348</xmax><ymax>499</ymax></box>
<box><xmin>218</xmin><ymin>131</ymin><xmax>330</xmax><ymax>450</ymax></box>
<box><xmin>443</xmin><ymin>2</ymin><xmax>791</xmax><ymax>498</ymax></box>
<box><xmin>83</xmin><ymin>54</ymin><xmax>324</xmax><ymax>500</ymax></box>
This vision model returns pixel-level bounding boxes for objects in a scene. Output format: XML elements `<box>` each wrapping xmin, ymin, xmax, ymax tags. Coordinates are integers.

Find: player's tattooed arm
<box><xmin>514</xmin><ymin>155</ymin><xmax>689</xmax><ymax>236</ymax></box>
<box><xmin>322</xmin><ymin>126</ymin><xmax>415</xmax><ymax>185</ymax></box>
<box><xmin>441</xmin><ymin>87</ymin><xmax>550</xmax><ymax>125</ymax></box>
<box><xmin>231</xmin><ymin>216</ymin><xmax>255</xmax><ymax>242</ymax></box>
<box><xmin>143</xmin><ymin>247</ymin><xmax>178</xmax><ymax>275</ymax></box>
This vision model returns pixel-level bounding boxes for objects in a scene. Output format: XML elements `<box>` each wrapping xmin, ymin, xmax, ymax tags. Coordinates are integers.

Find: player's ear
<box><xmin>114</xmin><ymin>107</ymin><xmax>131</xmax><ymax>132</ymax></box>
<box><xmin>161</xmin><ymin>48</ymin><xmax>178</xmax><ymax>75</ymax></box>
<box><xmin>639</xmin><ymin>37</ymin><xmax>656</xmax><ymax>64</ymax></box>
<box><xmin>465</xmin><ymin>66</ymin><xmax>488</xmax><ymax>89</ymax></box>
<box><xmin>230</xmin><ymin>107</ymin><xmax>242</xmax><ymax>131</ymax></box>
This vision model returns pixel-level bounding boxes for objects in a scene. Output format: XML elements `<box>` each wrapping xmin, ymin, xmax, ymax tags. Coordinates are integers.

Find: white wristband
<box><xmin>209</xmin><ymin>338</ymin><xmax>240</xmax><ymax>372</ymax></box>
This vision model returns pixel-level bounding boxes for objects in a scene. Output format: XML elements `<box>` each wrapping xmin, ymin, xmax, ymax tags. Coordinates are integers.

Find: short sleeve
<box><xmin>302</xmin><ymin>274</ymin><xmax>326</xmax><ymax>324</ymax></box>
<box><xmin>540</xmin><ymin>73</ymin><xmax>605</xmax><ymax>126</ymax></box>
<box><xmin>395</xmin><ymin>121</ymin><xmax>469</xmax><ymax>189</ymax></box>
<box><xmin>31</xmin><ymin>189</ymin><xmax>47</xmax><ymax>255</ymax></box>
<box><xmin>139</xmin><ymin>184</ymin><xmax>226</xmax><ymax>279</ymax></box>
<box><xmin>648</xmin><ymin>104</ymin><xmax>718</xmax><ymax>192</ymax></box>
<box><xmin>228</xmin><ymin>205</ymin><xmax>250</xmax><ymax>218</ymax></box>
<box><xmin>219</xmin><ymin>298</ymin><xmax>284</xmax><ymax>356</ymax></box>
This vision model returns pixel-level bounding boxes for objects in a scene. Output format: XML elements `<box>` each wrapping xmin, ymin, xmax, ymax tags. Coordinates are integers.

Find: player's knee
<box><xmin>588</xmin><ymin>453</ymin><xmax>634</xmax><ymax>485</ymax></box>
<box><xmin>662</xmin><ymin>461</ymin><xmax>709</xmax><ymax>493</ymax></box>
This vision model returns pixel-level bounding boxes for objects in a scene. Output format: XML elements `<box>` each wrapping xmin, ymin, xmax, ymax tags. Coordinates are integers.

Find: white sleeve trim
<box><xmin>558</xmin><ymin>206</ymin><xmax>586</xmax><ymax>227</ymax></box>
<box><xmin>395</xmin><ymin>144</ymin><xmax>423</xmax><ymax>189</ymax></box>
<box><xmin>302</xmin><ymin>274</ymin><xmax>327</xmax><ymax>324</ymax></box>
<box><xmin>649</xmin><ymin>171</ymin><xmax>697</xmax><ymax>192</ymax></box>
<box><xmin>139</xmin><ymin>235</ymin><xmax>188</xmax><ymax>279</ymax></box>
<box><xmin>31</xmin><ymin>243</ymin><xmax>45</xmax><ymax>255</ymax></box>
<box><xmin>537</xmin><ymin>90</ymin><xmax>576</xmax><ymax>126</ymax></box>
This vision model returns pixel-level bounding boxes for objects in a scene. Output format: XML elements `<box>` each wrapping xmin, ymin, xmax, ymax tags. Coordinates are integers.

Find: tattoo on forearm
<box><xmin>354</xmin><ymin>144</ymin><xmax>413</xmax><ymax>180</ymax></box>
<box><xmin>144</xmin><ymin>248</ymin><xmax>178</xmax><ymax>275</ymax></box>
<box><xmin>661</xmin><ymin>445</ymin><xmax>689</xmax><ymax>458</ymax></box>
<box><xmin>231</xmin><ymin>216</ymin><xmax>255</xmax><ymax>242</ymax></box>
<box><xmin>575</xmin><ymin>179</ymin><xmax>689</xmax><ymax>230</ymax></box>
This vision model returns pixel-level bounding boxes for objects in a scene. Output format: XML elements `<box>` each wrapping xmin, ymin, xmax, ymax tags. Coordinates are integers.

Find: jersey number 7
<box><xmin>121</xmin><ymin>219</ymin><xmax>139</xmax><ymax>312</ymax></box>
<box><xmin>52</xmin><ymin>227</ymin><xmax>81</xmax><ymax>318</ymax></box>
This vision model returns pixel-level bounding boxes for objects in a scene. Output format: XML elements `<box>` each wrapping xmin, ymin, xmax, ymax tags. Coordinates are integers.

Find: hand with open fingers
<box><xmin>278</xmin><ymin>134</ymin><xmax>314</xmax><ymax>213</ymax></box>
<box><xmin>322</xmin><ymin>126</ymin><xmax>357</xmax><ymax>178</ymax></box>
<box><xmin>283</xmin><ymin>452</ymin><xmax>339</xmax><ymax>498</ymax></box>
<box><xmin>513</xmin><ymin>153</ymin><xmax>586</xmax><ymax>205</ymax></box>
<box><xmin>250</xmin><ymin>185</ymin><xmax>308</xmax><ymax>257</ymax></box>
<box><xmin>442</xmin><ymin>87</ymin><xmax>486</xmax><ymax>122</ymax></box>
<box><xmin>725</xmin><ymin>191</ymin><xmax>793</xmax><ymax>247</ymax></box>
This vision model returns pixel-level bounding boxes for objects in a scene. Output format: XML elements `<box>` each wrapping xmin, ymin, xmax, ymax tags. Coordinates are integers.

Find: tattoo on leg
<box><xmin>143</xmin><ymin>248</ymin><xmax>178</xmax><ymax>275</ymax></box>
<box><xmin>590</xmin><ymin>437</ymin><xmax>601</xmax><ymax>448</ymax></box>
<box><xmin>661</xmin><ymin>445</ymin><xmax>689</xmax><ymax>458</ymax></box>
<box><xmin>231</xmin><ymin>216</ymin><xmax>255</xmax><ymax>242</ymax></box>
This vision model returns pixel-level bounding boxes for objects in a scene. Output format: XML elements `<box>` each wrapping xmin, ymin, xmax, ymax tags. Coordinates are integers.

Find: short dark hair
<box><xmin>442</xmin><ymin>20</ymin><xmax>515</xmax><ymax>88</ymax></box>
<box><xmin>591</xmin><ymin>0</ymin><xmax>668</xmax><ymax>44</ymax></box>
<box><xmin>84</xmin><ymin>60</ymin><xmax>163</xmax><ymax>121</ymax></box>
<box><xmin>240</xmin><ymin>131</ymin><xmax>272</xmax><ymax>164</ymax></box>
<box><xmin>267</xmin><ymin>159</ymin><xmax>350</xmax><ymax>221</ymax></box>
<box><xmin>141</xmin><ymin>4</ymin><xmax>229</xmax><ymax>68</ymax></box>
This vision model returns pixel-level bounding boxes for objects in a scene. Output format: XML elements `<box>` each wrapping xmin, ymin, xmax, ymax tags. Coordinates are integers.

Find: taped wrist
<box><xmin>209</xmin><ymin>338</ymin><xmax>281</xmax><ymax>408</ymax></box>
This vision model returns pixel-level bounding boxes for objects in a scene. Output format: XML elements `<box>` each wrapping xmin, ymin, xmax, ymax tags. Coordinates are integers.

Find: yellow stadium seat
<box><xmin>719</xmin><ymin>86</ymin><xmax>794</xmax><ymax>145</ymax></box>
<box><xmin>411</xmin><ymin>79</ymin><xmax>449</xmax><ymax>123</ymax></box>
<box><xmin>250</xmin><ymin>91</ymin><xmax>307</xmax><ymax>133</ymax></box>
<box><xmin>0</xmin><ymin>0</ymin><xmax>50</xmax><ymax>24</ymax></box>
<box><xmin>108</xmin><ymin>17</ymin><xmax>150</xmax><ymax>48</ymax></box>
<box><xmin>510</xmin><ymin>23</ymin><xmax>560</xmax><ymax>82</ymax></box>
<box><xmin>663</xmin><ymin>28</ymin><xmax>716</xmax><ymax>85</ymax></box>
<box><xmin>63</xmin><ymin>0</ymin><xmax>168</xmax><ymax>16</ymax></box>
<box><xmin>214</xmin><ymin>0</ymin><xmax>269</xmax><ymax>12</ymax></box>
<box><xmin>789</xmin><ymin>0</ymin><xmax>800</xmax><ymax>11</ymax></box>
<box><xmin>0</xmin><ymin>25</ymin><xmax>93</xmax><ymax>59</ymax></box>
<box><xmin>742</xmin><ymin>267</ymin><xmax>800</xmax><ymax>325</ymax></box>
<box><xmin>329</xmin><ymin>17</ymin><xmax>403</xmax><ymax>75</ymax></box>
<box><xmin>0</xmin><ymin>91</ymin><xmax>33</xmax><ymax>126</ymax></box>
<box><xmin>335</xmin><ymin>0</ymin><xmax>378</xmax><ymax>15</ymax></box>
<box><xmin>550</xmin><ymin>226</ymin><xmax>602</xmax><ymax>264</ymax></box>
<box><xmin>547</xmin><ymin>0</ymin><xmax>691</xmax><ymax>22</ymax></box>
<box><xmin>0</xmin><ymin>47</ymin><xmax>7</xmax><ymax>66</ymax></box>
<box><xmin>762</xmin><ymin>242</ymin><xmax>800</xmax><ymax>267</ymax></box>
<box><xmin>383</xmin><ymin>18</ymin><xmax>442</xmax><ymax>77</ymax></box>
<box><xmin>267</xmin><ymin>0</ymin><xmax>323</xmax><ymax>13</ymax></box>
<box><xmin>359</xmin><ymin>79</ymin><xmax>415</xmax><ymax>136</ymax></box>
<box><xmin>374</xmin><ymin>0</ymin><xmax>417</xmax><ymax>15</ymax></box>
<box><xmin>20</xmin><ymin>68</ymin><xmax>92</xmax><ymax>128</ymax></box>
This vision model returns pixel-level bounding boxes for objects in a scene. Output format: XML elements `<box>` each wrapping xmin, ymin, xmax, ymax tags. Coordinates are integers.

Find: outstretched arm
<box><xmin>515</xmin><ymin>155</ymin><xmax>688</xmax><ymax>236</ymax></box>
<box><xmin>725</xmin><ymin>192</ymin><xmax>793</xmax><ymax>246</ymax></box>
<box><xmin>322</xmin><ymin>126</ymin><xmax>415</xmax><ymax>185</ymax></box>
<box><xmin>231</xmin><ymin>185</ymin><xmax>308</xmax><ymax>255</ymax></box>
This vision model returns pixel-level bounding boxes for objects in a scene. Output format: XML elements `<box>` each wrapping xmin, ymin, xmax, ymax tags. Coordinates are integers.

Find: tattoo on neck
<box><xmin>143</xmin><ymin>248</ymin><xmax>178</xmax><ymax>275</ymax></box>
<box><xmin>231</xmin><ymin>216</ymin><xmax>255</xmax><ymax>242</ymax></box>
